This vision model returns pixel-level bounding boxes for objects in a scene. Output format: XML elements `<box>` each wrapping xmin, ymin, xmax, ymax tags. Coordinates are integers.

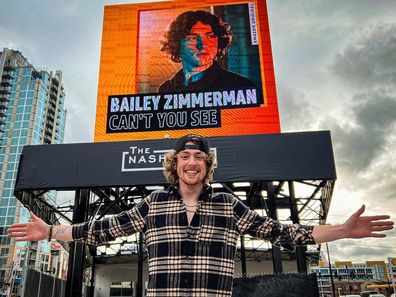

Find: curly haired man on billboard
<box><xmin>158</xmin><ymin>10</ymin><xmax>255</xmax><ymax>92</ymax></box>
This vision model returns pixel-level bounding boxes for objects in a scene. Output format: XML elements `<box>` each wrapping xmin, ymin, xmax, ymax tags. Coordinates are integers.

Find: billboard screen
<box><xmin>95</xmin><ymin>0</ymin><xmax>280</xmax><ymax>142</ymax></box>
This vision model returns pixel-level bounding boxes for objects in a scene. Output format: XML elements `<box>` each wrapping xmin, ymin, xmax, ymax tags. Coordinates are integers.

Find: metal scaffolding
<box><xmin>13</xmin><ymin>132</ymin><xmax>336</xmax><ymax>297</ymax></box>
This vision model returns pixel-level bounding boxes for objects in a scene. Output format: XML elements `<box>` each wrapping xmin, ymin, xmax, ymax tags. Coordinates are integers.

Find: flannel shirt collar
<box><xmin>167</xmin><ymin>183</ymin><xmax>213</xmax><ymax>202</ymax></box>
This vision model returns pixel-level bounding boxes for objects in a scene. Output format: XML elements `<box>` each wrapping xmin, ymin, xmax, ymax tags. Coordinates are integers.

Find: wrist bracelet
<box><xmin>48</xmin><ymin>225</ymin><xmax>53</xmax><ymax>241</ymax></box>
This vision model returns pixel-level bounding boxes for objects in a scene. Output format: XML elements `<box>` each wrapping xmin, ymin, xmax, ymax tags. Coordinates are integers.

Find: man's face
<box><xmin>176</xmin><ymin>143</ymin><xmax>208</xmax><ymax>187</ymax></box>
<box><xmin>180</xmin><ymin>21</ymin><xmax>219</xmax><ymax>70</ymax></box>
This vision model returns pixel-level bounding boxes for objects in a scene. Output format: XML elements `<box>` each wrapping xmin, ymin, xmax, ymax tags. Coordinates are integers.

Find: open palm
<box><xmin>8</xmin><ymin>212</ymin><xmax>49</xmax><ymax>242</ymax></box>
<box><xmin>343</xmin><ymin>205</ymin><xmax>394</xmax><ymax>238</ymax></box>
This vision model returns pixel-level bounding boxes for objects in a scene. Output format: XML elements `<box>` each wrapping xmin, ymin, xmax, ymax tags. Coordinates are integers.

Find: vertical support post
<box><xmin>136</xmin><ymin>232</ymin><xmax>144</xmax><ymax>297</ymax></box>
<box><xmin>65</xmin><ymin>189</ymin><xmax>90</xmax><ymax>297</ymax></box>
<box><xmin>326</xmin><ymin>243</ymin><xmax>336</xmax><ymax>297</ymax></box>
<box><xmin>266</xmin><ymin>182</ymin><xmax>283</xmax><ymax>273</ymax></box>
<box><xmin>240</xmin><ymin>234</ymin><xmax>247</xmax><ymax>275</ymax></box>
<box><xmin>51</xmin><ymin>273</ymin><xmax>56</xmax><ymax>297</ymax></box>
<box><xmin>37</xmin><ymin>270</ymin><xmax>42</xmax><ymax>297</ymax></box>
<box><xmin>89</xmin><ymin>254</ymin><xmax>96</xmax><ymax>297</ymax></box>
<box><xmin>288</xmin><ymin>181</ymin><xmax>307</xmax><ymax>273</ymax></box>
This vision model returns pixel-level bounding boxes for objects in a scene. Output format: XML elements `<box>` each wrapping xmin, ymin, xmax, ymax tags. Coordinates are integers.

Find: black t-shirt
<box><xmin>158</xmin><ymin>62</ymin><xmax>255</xmax><ymax>93</ymax></box>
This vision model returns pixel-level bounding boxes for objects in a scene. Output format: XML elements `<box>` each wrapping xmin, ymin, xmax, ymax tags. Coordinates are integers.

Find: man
<box><xmin>158</xmin><ymin>10</ymin><xmax>255</xmax><ymax>93</ymax></box>
<box><xmin>8</xmin><ymin>134</ymin><xmax>394</xmax><ymax>297</ymax></box>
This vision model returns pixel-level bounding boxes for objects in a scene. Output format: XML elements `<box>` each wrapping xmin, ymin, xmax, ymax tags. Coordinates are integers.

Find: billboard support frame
<box><xmin>14</xmin><ymin>179</ymin><xmax>334</xmax><ymax>296</ymax></box>
<box><xmin>12</xmin><ymin>132</ymin><xmax>336</xmax><ymax>295</ymax></box>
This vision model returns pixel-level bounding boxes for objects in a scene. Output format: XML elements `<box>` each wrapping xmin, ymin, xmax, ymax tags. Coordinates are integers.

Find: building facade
<box><xmin>49</xmin><ymin>242</ymin><xmax>69</xmax><ymax>280</ymax></box>
<box><xmin>310</xmin><ymin>260</ymin><xmax>393</xmax><ymax>297</ymax></box>
<box><xmin>0</xmin><ymin>48</ymin><xmax>66</xmax><ymax>294</ymax></box>
<box><xmin>388</xmin><ymin>257</ymin><xmax>396</xmax><ymax>293</ymax></box>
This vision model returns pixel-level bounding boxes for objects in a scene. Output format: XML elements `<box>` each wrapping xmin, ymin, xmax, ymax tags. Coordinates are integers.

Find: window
<box><xmin>6</xmin><ymin>217</ymin><xmax>14</xmax><ymax>225</ymax></box>
<box><xmin>24</xmin><ymin>68</ymin><xmax>32</xmax><ymax>76</ymax></box>
<box><xmin>0</xmin><ymin>248</ymin><xmax>9</xmax><ymax>256</ymax></box>
<box><xmin>0</xmin><ymin>258</ymin><xmax>7</xmax><ymax>266</ymax></box>
<box><xmin>7</xmin><ymin>208</ymin><xmax>15</xmax><ymax>216</ymax></box>
<box><xmin>0</xmin><ymin>236</ymin><xmax>11</xmax><ymax>245</ymax></box>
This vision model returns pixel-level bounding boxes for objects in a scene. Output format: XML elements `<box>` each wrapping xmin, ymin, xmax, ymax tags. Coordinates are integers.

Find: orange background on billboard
<box><xmin>94</xmin><ymin>0</ymin><xmax>280</xmax><ymax>142</ymax></box>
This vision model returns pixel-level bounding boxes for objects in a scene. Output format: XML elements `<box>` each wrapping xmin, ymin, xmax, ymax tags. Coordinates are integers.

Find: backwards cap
<box><xmin>174</xmin><ymin>134</ymin><xmax>210</xmax><ymax>154</ymax></box>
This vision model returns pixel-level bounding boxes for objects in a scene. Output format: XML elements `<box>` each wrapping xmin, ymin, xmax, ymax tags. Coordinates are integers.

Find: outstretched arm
<box><xmin>312</xmin><ymin>205</ymin><xmax>394</xmax><ymax>244</ymax></box>
<box><xmin>8</xmin><ymin>212</ymin><xmax>73</xmax><ymax>242</ymax></box>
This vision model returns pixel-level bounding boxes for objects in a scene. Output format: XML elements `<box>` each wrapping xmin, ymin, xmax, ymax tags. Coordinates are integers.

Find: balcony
<box><xmin>4</xmin><ymin>63</ymin><xmax>15</xmax><ymax>71</ymax></box>
<box><xmin>2</xmin><ymin>71</ymin><xmax>13</xmax><ymax>79</ymax></box>
<box><xmin>50</xmin><ymin>84</ymin><xmax>58</xmax><ymax>93</ymax></box>
<box><xmin>1</xmin><ymin>79</ymin><xmax>12</xmax><ymax>86</ymax></box>
<box><xmin>52</xmin><ymin>76</ymin><xmax>59</xmax><ymax>86</ymax></box>
<box><xmin>45</xmin><ymin>128</ymin><xmax>52</xmax><ymax>136</ymax></box>
<box><xmin>46</xmin><ymin>119</ymin><xmax>54</xmax><ymax>129</ymax></box>
<box><xmin>50</xmin><ymin>99</ymin><xmax>57</xmax><ymax>109</ymax></box>
<box><xmin>47</xmin><ymin>112</ymin><xmax>54</xmax><ymax>121</ymax></box>
<box><xmin>44</xmin><ymin>134</ymin><xmax>52</xmax><ymax>143</ymax></box>
<box><xmin>50</xmin><ymin>91</ymin><xmax>57</xmax><ymax>100</ymax></box>
<box><xmin>0</xmin><ymin>86</ymin><xmax>11</xmax><ymax>94</ymax></box>
<box><xmin>0</xmin><ymin>95</ymin><xmax>10</xmax><ymax>103</ymax></box>
<box><xmin>47</xmin><ymin>104</ymin><xmax>55</xmax><ymax>115</ymax></box>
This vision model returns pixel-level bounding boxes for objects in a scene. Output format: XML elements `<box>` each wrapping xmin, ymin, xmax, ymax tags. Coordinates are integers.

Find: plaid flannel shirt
<box><xmin>73</xmin><ymin>187</ymin><xmax>315</xmax><ymax>296</ymax></box>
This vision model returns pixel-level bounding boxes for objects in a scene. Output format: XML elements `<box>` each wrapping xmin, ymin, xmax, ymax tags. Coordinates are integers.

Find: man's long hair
<box><xmin>163</xmin><ymin>150</ymin><xmax>217</xmax><ymax>185</ymax></box>
<box><xmin>160</xmin><ymin>10</ymin><xmax>232</xmax><ymax>63</ymax></box>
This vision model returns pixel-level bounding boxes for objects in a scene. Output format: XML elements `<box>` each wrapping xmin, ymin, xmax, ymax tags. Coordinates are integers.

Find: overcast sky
<box><xmin>0</xmin><ymin>0</ymin><xmax>395</xmax><ymax>263</ymax></box>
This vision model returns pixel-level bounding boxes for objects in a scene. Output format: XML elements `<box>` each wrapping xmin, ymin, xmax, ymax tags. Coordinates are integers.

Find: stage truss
<box><xmin>17</xmin><ymin>178</ymin><xmax>334</xmax><ymax>269</ymax></box>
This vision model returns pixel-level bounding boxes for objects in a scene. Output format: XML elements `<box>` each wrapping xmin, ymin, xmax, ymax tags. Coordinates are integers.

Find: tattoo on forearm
<box><xmin>54</xmin><ymin>227</ymin><xmax>68</xmax><ymax>238</ymax></box>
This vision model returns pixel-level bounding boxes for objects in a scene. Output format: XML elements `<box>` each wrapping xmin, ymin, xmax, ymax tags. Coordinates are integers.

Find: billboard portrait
<box><xmin>95</xmin><ymin>0</ymin><xmax>280</xmax><ymax>142</ymax></box>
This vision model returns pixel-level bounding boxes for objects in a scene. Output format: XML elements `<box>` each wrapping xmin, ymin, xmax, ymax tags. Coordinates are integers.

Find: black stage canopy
<box><xmin>15</xmin><ymin>131</ymin><xmax>336</xmax><ymax>191</ymax></box>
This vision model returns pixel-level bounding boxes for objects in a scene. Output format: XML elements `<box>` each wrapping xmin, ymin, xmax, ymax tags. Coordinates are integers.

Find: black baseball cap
<box><xmin>174</xmin><ymin>134</ymin><xmax>210</xmax><ymax>154</ymax></box>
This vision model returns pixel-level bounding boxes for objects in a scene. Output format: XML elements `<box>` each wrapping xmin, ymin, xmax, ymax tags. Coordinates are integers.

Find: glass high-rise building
<box><xmin>0</xmin><ymin>48</ymin><xmax>66</xmax><ymax>292</ymax></box>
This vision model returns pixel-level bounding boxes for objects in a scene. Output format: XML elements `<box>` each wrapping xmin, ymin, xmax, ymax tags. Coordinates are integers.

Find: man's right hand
<box><xmin>8</xmin><ymin>212</ymin><xmax>50</xmax><ymax>241</ymax></box>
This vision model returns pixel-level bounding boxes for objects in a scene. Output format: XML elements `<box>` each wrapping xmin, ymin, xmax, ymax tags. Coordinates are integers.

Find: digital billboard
<box><xmin>95</xmin><ymin>0</ymin><xmax>280</xmax><ymax>142</ymax></box>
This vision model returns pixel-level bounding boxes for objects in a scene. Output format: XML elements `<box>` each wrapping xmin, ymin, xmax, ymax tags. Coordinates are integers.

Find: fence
<box><xmin>20</xmin><ymin>269</ymin><xmax>66</xmax><ymax>297</ymax></box>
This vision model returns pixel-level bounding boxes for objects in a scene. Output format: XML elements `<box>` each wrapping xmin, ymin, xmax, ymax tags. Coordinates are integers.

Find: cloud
<box><xmin>0</xmin><ymin>0</ymin><xmax>103</xmax><ymax>143</ymax></box>
<box><xmin>272</xmin><ymin>14</ymin><xmax>396</xmax><ymax>262</ymax></box>
<box><xmin>325</xmin><ymin>92</ymin><xmax>396</xmax><ymax>173</ymax></box>
<box><xmin>329</xmin><ymin>242</ymin><xmax>395</xmax><ymax>262</ymax></box>
<box><xmin>277</xmin><ymin>85</ymin><xmax>319</xmax><ymax>132</ymax></box>
<box><xmin>328</xmin><ymin>228</ymin><xmax>396</xmax><ymax>262</ymax></box>
<box><xmin>317</xmin><ymin>23</ymin><xmax>396</xmax><ymax>176</ymax></box>
<box><xmin>331</xmin><ymin>23</ymin><xmax>396</xmax><ymax>89</ymax></box>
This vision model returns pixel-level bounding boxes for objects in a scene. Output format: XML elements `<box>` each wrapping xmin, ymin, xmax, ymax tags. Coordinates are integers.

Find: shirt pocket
<box><xmin>198</xmin><ymin>214</ymin><xmax>233</xmax><ymax>246</ymax></box>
